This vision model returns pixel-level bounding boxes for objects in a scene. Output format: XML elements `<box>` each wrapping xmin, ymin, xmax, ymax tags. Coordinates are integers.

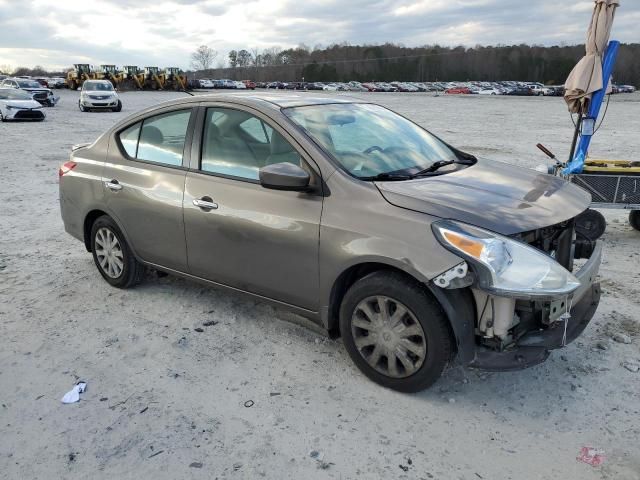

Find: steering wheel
<box><xmin>363</xmin><ymin>145</ymin><xmax>384</xmax><ymax>154</ymax></box>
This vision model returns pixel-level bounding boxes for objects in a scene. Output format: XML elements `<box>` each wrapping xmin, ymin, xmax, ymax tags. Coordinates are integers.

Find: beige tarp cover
<box><xmin>564</xmin><ymin>0</ymin><xmax>620</xmax><ymax>113</ymax></box>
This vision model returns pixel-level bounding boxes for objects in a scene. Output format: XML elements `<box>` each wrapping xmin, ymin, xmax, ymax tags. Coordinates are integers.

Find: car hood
<box><xmin>375</xmin><ymin>158</ymin><xmax>591</xmax><ymax>235</ymax></box>
<box><xmin>1</xmin><ymin>99</ymin><xmax>42</xmax><ymax>109</ymax></box>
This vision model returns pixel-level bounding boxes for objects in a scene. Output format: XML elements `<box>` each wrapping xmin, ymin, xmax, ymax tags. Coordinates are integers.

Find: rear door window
<box><xmin>117</xmin><ymin>109</ymin><xmax>191</xmax><ymax>167</ymax></box>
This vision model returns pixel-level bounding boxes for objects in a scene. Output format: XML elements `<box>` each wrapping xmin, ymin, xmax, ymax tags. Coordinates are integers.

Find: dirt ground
<box><xmin>1</xmin><ymin>89</ymin><xmax>639</xmax><ymax>480</ymax></box>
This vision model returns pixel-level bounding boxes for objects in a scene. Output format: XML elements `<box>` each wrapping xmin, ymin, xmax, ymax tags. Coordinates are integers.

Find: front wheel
<box><xmin>112</xmin><ymin>100</ymin><xmax>122</xmax><ymax>112</ymax></box>
<box><xmin>339</xmin><ymin>271</ymin><xmax>452</xmax><ymax>393</ymax></box>
<box><xmin>90</xmin><ymin>215</ymin><xmax>144</xmax><ymax>288</ymax></box>
<box><xmin>79</xmin><ymin>101</ymin><xmax>87</xmax><ymax>112</ymax></box>
<box><xmin>630</xmin><ymin>210</ymin><xmax>640</xmax><ymax>231</ymax></box>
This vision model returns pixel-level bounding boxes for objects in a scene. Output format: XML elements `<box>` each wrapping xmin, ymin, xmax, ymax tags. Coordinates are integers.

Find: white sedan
<box><xmin>0</xmin><ymin>88</ymin><xmax>45</xmax><ymax>121</ymax></box>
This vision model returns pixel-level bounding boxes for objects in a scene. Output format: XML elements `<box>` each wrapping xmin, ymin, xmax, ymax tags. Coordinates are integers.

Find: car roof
<box><xmin>108</xmin><ymin>93</ymin><xmax>372</xmax><ymax>134</ymax></box>
<box><xmin>154</xmin><ymin>93</ymin><xmax>366</xmax><ymax>110</ymax></box>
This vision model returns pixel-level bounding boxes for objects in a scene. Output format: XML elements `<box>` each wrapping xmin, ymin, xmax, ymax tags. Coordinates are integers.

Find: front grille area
<box><xmin>14</xmin><ymin>110</ymin><xmax>44</xmax><ymax>120</ymax></box>
<box><xmin>32</xmin><ymin>92</ymin><xmax>48</xmax><ymax>100</ymax></box>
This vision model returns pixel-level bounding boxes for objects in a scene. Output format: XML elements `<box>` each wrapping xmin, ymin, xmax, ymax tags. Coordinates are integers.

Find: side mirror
<box><xmin>259</xmin><ymin>162</ymin><xmax>310</xmax><ymax>192</ymax></box>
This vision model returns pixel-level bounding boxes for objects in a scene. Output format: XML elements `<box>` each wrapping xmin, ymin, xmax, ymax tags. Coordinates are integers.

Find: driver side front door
<box><xmin>183</xmin><ymin>106</ymin><xmax>324</xmax><ymax>311</ymax></box>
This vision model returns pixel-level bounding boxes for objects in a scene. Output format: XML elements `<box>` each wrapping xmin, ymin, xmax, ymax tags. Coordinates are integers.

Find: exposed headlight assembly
<box><xmin>432</xmin><ymin>219</ymin><xmax>580</xmax><ymax>299</ymax></box>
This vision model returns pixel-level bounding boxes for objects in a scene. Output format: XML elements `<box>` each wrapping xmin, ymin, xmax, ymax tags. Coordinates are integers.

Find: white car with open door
<box><xmin>0</xmin><ymin>88</ymin><xmax>45</xmax><ymax>121</ymax></box>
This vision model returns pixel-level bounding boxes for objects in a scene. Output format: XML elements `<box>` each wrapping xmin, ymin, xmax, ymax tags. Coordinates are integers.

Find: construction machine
<box><xmin>117</xmin><ymin>66</ymin><xmax>145</xmax><ymax>90</ymax></box>
<box><xmin>164</xmin><ymin>67</ymin><xmax>188</xmax><ymax>90</ymax></box>
<box><xmin>98</xmin><ymin>65</ymin><xmax>119</xmax><ymax>88</ymax></box>
<box><xmin>143</xmin><ymin>67</ymin><xmax>165</xmax><ymax>90</ymax></box>
<box><xmin>66</xmin><ymin>64</ymin><xmax>94</xmax><ymax>90</ymax></box>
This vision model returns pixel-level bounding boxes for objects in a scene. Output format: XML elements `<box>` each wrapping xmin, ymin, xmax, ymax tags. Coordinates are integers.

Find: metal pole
<box><xmin>568</xmin><ymin>114</ymin><xmax>583</xmax><ymax>163</ymax></box>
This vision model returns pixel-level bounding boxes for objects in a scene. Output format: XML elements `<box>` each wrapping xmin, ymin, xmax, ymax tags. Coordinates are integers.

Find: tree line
<box><xmin>192</xmin><ymin>42</ymin><xmax>640</xmax><ymax>86</ymax></box>
<box><xmin>3</xmin><ymin>42</ymin><xmax>638</xmax><ymax>86</ymax></box>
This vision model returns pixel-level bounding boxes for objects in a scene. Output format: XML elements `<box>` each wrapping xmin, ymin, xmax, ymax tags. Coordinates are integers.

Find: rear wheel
<box><xmin>339</xmin><ymin>271</ymin><xmax>452</xmax><ymax>393</ymax></box>
<box><xmin>90</xmin><ymin>215</ymin><xmax>144</xmax><ymax>288</ymax></box>
<box><xmin>630</xmin><ymin>210</ymin><xmax>640</xmax><ymax>231</ymax></box>
<box><xmin>575</xmin><ymin>208</ymin><xmax>606</xmax><ymax>240</ymax></box>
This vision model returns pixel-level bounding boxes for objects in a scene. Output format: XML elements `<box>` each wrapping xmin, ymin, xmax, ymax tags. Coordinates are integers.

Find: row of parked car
<box><xmin>194</xmin><ymin>79</ymin><xmax>256</xmax><ymax>90</ymax></box>
<box><xmin>191</xmin><ymin>77</ymin><xmax>637</xmax><ymax>96</ymax></box>
<box><xmin>0</xmin><ymin>75</ymin><xmax>68</xmax><ymax>89</ymax></box>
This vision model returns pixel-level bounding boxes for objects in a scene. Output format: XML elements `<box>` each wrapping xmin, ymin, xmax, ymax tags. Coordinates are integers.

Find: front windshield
<box><xmin>83</xmin><ymin>81</ymin><xmax>113</xmax><ymax>91</ymax></box>
<box><xmin>283</xmin><ymin>103</ymin><xmax>458</xmax><ymax>179</ymax></box>
<box><xmin>18</xmin><ymin>80</ymin><xmax>41</xmax><ymax>89</ymax></box>
<box><xmin>0</xmin><ymin>89</ymin><xmax>33</xmax><ymax>100</ymax></box>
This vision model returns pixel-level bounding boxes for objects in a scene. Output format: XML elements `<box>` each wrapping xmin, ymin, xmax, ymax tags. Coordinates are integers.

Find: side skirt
<box><xmin>142</xmin><ymin>261</ymin><xmax>326</xmax><ymax>333</ymax></box>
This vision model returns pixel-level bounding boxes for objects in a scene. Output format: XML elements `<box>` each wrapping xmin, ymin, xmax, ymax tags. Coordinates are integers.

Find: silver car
<box><xmin>79</xmin><ymin>80</ymin><xmax>122</xmax><ymax>112</ymax></box>
<box><xmin>59</xmin><ymin>94</ymin><xmax>602</xmax><ymax>392</ymax></box>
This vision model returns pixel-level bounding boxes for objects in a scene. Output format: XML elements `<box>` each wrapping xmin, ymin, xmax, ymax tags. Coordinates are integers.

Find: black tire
<box><xmin>339</xmin><ymin>271</ymin><xmax>452</xmax><ymax>393</ymax></box>
<box><xmin>575</xmin><ymin>208</ymin><xmax>606</xmax><ymax>240</ymax></box>
<box><xmin>630</xmin><ymin>210</ymin><xmax>640</xmax><ymax>231</ymax></box>
<box><xmin>90</xmin><ymin>215</ymin><xmax>144</xmax><ymax>288</ymax></box>
<box><xmin>79</xmin><ymin>101</ymin><xmax>86</xmax><ymax>112</ymax></box>
<box><xmin>113</xmin><ymin>100</ymin><xmax>122</xmax><ymax>112</ymax></box>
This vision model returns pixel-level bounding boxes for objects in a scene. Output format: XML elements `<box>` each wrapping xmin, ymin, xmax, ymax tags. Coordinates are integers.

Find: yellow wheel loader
<box><xmin>66</xmin><ymin>64</ymin><xmax>94</xmax><ymax>90</ymax></box>
<box><xmin>98</xmin><ymin>65</ymin><xmax>119</xmax><ymax>88</ymax></box>
<box><xmin>118</xmin><ymin>66</ymin><xmax>144</xmax><ymax>90</ymax></box>
<box><xmin>143</xmin><ymin>67</ymin><xmax>165</xmax><ymax>90</ymax></box>
<box><xmin>164</xmin><ymin>67</ymin><xmax>188</xmax><ymax>91</ymax></box>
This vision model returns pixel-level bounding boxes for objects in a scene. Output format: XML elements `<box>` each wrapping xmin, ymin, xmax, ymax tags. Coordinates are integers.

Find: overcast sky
<box><xmin>0</xmin><ymin>0</ymin><xmax>637</xmax><ymax>71</ymax></box>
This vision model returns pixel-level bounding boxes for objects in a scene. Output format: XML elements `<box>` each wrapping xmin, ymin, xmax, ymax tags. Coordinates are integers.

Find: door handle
<box><xmin>192</xmin><ymin>197</ymin><xmax>218</xmax><ymax>210</ymax></box>
<box><xmin>105</xmin><ymin>180</ymin><xmax>122</xmax><ymax>191</ymax></box>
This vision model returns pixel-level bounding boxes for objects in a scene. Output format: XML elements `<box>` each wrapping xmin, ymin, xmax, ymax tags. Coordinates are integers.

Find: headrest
<box><xmin>141</xmin><ymin>125</ymin><xmax>163</xmax><ymax>145</ymax></box>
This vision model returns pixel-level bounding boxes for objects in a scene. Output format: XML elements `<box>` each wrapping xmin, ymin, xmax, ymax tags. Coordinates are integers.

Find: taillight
<box><xmin>59</xmin><ymin>161</ymin><xmax>77</xmax><ymax>178</ymax></box>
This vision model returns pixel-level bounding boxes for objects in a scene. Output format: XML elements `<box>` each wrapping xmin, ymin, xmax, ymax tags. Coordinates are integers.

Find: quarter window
<box><xmin>201</xmin><ymin>108</ymin><xmax>301</xmax><ymax>180</ymax></box>
<box><xmin>119</xmin><ymin>122</ymin><xmax>140</xmax><ymax>158</ymax></box>
<box><xmin>118</xmin><ymin>109</ymin><xmax>191</xmax><ymax>167</ymax></box>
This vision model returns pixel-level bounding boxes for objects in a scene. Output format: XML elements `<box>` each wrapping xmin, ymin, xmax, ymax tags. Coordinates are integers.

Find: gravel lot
<box><xmin>1</xmin><ymin>89</ymin><xmax>639</xmax><ymax>479</ymax></box>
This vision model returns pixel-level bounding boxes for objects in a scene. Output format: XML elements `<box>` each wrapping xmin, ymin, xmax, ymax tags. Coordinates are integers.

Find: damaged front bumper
<box><xmin>468</xmin><ymin>240</ymin><xmax>602</xmax><ymax>371</ymax></box>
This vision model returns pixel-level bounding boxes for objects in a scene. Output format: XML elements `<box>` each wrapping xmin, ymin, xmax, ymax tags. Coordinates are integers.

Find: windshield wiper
<box><xmin>410</xmin><ymin>158</ymin><xmax>475</xmax><ymax>177</ymax></box>
<box><xmin>361</xmin><ymin>172</ymin><xmax>415</xmax><ymax>181</ymax></box>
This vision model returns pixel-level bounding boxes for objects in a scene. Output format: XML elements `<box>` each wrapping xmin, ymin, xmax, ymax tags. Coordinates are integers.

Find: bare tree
<box><xmin>228</xmin><ymin>50</ymin><xmax>238</xmax><ymax>69</ymax></box>
<box><xmin>237</xmin><ymin>49</ymin><xmax>253</xmax><ymax>68</ymax></box>
<box><xmin>191</xmin><ymin>45</ymin><xmax>218</xmax><ymax>71</ymax></box>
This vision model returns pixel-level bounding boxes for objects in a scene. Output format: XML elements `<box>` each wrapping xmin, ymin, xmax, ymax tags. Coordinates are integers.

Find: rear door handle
<box><xmin>105</xmin><ymin>180</ymin><xmax>122</xmax><ymax>191</ymax></box>
<box><xmin>192</xmin><ymin>196</ymin><xmax>218</xmax><ymax>210</ymax></box>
